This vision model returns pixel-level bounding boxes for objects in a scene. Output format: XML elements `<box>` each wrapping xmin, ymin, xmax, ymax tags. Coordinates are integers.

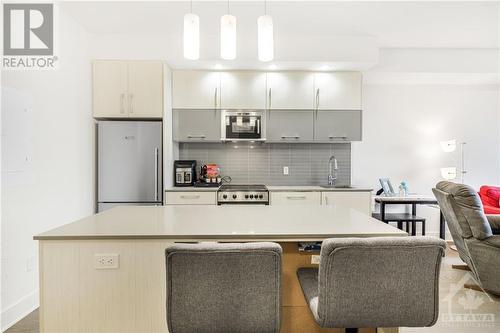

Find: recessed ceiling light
<box><xmin>268</xmin><ymin>64</ymin><xmax>277</xmax><ymax>70</ymax></box>
<box><xmin>319</xmin><ymin>65</ymin><xmax>331</xmax><ymax>71</ymax></box>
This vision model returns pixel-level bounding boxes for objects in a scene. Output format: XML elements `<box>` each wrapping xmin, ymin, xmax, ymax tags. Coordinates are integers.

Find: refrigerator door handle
<box><xmin>154</xmin><ymin>147</ymin><xmax>159</xmax><ymax>201</ymax></box>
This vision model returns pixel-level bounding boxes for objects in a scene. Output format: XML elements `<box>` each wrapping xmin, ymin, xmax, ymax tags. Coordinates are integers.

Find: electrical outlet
<box><xmin>283</xmin><ymin>166</ymin><xmax>289</xmax><ymax>175</ymax></box>
<box><xmin>311</xmin><ymin>255</ymin><xmax>321</xmax><ymax>265</ymax></box>
<box><xmin>95</xmin><ymin>254</ymin><xmax>119</xmax><ymax>269</ymax></box>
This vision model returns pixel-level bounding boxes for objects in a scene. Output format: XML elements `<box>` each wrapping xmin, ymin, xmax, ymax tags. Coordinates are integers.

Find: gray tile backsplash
<box><xmin>178</xmin><ymin>143</ymin><xmax>351</xmax><ymax>186</ymax></box>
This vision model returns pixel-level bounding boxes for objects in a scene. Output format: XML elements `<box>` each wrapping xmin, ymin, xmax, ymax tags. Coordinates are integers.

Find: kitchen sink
<box><xmin>320</xmin><ymin>185</ymin><xmax>353</xmax><ymax>189</ymax></box>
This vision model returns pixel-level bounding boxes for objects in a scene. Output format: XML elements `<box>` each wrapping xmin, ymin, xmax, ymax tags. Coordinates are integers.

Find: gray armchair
<box><xmin>433</xmin><ymin>181</ymin><xmax>500</xmax><ymax>295</ymax></box>
<box><xmin>297</xmin><ymin>237</ymin><xmax>446</xmax><ymax>332</ymax></box>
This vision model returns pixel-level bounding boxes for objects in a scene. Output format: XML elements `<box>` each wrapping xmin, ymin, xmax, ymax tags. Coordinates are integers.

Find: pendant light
<box><xmin>183</xmin><ymin>0</ymin><xmax>199</xmax><ymax>60</ymax></box>
<box><xmin>258</xmin><ymin>0</ymin><xmax>274</xmax><ymax>62</ymax></box>
<box><xmin>220</xmin><ymin>0</ymin><xmax>236</xmax><ymax>60</ymax></box>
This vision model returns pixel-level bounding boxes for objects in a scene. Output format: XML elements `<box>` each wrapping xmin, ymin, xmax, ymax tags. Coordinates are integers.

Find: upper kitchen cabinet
<box><xmin>93</xmin><ymin>61</ymin><xmax>128</xmax><ymax>118</ymax></box>
<box><xmin>127</xmin><ymin>61</ymin><xmax>164</xmax><ymax>118</ymax></box>
<box><xmin>313</xmin><ymin>72</ymin><xmax>362</xmax><ymax>110</ymax></box>
<box><xmin>172</xmin><ymin>71</ymin><xmax>221</xmax><ymax>109</ymax></box>
<box><xmin>267</xmin><ymin>110</ymin><xmax>314</xmax><ymax>142</ymax></box>
<box><xmin>93</xmin><ymin>60</ymin><xmax>164</xmax><ymax>119</ymax></box>
<box><xmin>266</xmin><ymin>72</ymin><xmax>315</xmax><ymax>109</ymax></box>
<box><xmin>173</xmin><ymin>109</ymin><xmax>221</xmax><ymax>142</ymax></box>
<box><xmin>220</xmin><ymin>72</ymin><xmax>267</xmax><ymax>109</ymax></box>
<box><xmin>314</xmin><ymin>110</ymin><xmax>362</xmax><ymax>142</ymax></box>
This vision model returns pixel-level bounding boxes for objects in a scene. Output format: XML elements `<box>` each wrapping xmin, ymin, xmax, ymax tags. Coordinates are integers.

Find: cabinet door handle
<box><xmin>180</xmin><ymin>195</ymin><xmax>200</xmax><ymax>199</ymax></box>
<box><xmin>187</xmin><ymin>134</ymin><xmax>206</xmax><ymax>139</ymax></box>
<box><xmin>268</xmin><ymin>88</ymin><xmax>272</xmax><ymax>109</ymax></box>
<box><xmin>328</xmin><ymin>135</ymin><xmax>347</xmax><ymax>140</ymax></box>
<box><xmin>214</xmin><ymin>87</ymin><xmax>218</xmax><ymax>109</ymax></box>
<box><xmin>120</xmin><ymin>93</ymin><xmax>125</xmax><ymax>114</ymax></box>
<box><xmin>315</xmin><ymin>88</ymin><xmax>320</xmax><ymax>109</ymax></box>
<box><xmin>128</xmin><ymin>93</ymin><xmax>134</xmax><ymax>114</ymax></box>
<box><xmin>154</xmin><ymin>147</ymin><xmax>159</xmax><ymax>201</ymax></box>
<box><xmin>281</xmin><ymin>135</ymin><xmax>300</xmax><ymax>139</ymax></box>
<box><xmin>286</xmin><ymin>196</ymin><xmax>307</xmax><ymax>200</ymax></box>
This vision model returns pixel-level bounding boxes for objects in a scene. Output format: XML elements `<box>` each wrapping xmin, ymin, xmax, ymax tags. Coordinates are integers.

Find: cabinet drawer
<box><xmin>165</xmin><ymin>192</ymin><xmax>216</xmax><ymax>205</ymax></box>
<box><xmin>271</xmin><ymin>192</ymin><xmax>321</xmax><ymax>205</ymax></box>
<box><xmin>321</xmin><ymin>192</ymin><xmax>372</xmax><ymax>215</ymax></box>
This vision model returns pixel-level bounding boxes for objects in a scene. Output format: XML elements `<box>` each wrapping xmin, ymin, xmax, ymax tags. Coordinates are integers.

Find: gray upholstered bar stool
<box><xmin>165</xmin><ymin>242</ymin><xmax>282</xmax><ymax>333</ymax></box>
<box><xmin>297</xmin><ymin>237</ymin><xmax>446</xmax><ymax>333</ymax></box>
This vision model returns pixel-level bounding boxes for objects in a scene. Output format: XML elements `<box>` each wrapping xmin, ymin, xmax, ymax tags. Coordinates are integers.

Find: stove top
<box><xmin>219</xmin><ymin>184</ymin><xmax>267</xmax><ymax>191</ymax></box>
<box><xmin>217</xmin><ymin>184</ymin><xmax>269</xmax><ymax>204</ymax></box>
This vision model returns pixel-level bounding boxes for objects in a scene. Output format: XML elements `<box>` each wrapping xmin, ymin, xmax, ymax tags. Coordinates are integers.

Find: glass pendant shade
<box><xmin>258</xmin><ymin>14</ymin><xmax>274</xmax><ymax>62</ymax></box>
<box><xmin>184</xmin><ymin>13</ymin><xmax>199</xmax><ymax>60</ymax></box>
<box><xmin>220</xmin><ymin>14</ymin><xmax>236</xmax><ymax>60</ymax></box>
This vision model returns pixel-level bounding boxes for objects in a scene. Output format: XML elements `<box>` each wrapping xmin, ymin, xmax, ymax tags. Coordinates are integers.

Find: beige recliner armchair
<box><xmin>433</xmin><ymin>181</ymin><xmax>500</xmax><ymax>295</ymax></box>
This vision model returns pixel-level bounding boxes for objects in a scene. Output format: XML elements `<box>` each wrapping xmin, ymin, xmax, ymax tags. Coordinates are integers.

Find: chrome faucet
<box><xmin>328</xmin><ymin>155</ymin><xmax>338</xmax><ymax>186</ymax></box>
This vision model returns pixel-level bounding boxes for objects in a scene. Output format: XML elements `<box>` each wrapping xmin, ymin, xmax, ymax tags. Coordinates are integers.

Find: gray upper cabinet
<box><xmin>173</xmin><ymin>109</ymin><xmax>221</xmax><ymax>142</ymax></box>
<box><xmin>314</xmin><ymin>110</ymin><xmax>362</xmax><ymax>142</ymax></box>
<box><xmin>267</xmin><ymin>110</ymin><xmax>314</xmax><ymax>142</ymax></box>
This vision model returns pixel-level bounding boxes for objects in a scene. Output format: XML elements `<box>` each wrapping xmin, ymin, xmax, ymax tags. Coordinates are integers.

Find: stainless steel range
<box><xmin>217</xmin><ymin>184</ymin><xmax>269</xmax><ymax>205</ymax></box>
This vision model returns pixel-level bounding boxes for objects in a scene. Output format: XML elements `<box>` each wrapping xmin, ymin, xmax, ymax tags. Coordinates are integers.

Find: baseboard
<box><xmin>1</xmin><ymin>290</ymin><xmax>39</xmax><ymax>332</ymax></box>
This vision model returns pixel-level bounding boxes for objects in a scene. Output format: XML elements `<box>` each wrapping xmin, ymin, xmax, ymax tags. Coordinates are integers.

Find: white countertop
<box><xmin>34</xmin><ymin>205</ymin><xmax>405</xmax><ymax>241</ymax></box>
<box><xmin>166</xmin><ymin>185</ymin><xmax>373</xmax><ymax>192</ymax></box>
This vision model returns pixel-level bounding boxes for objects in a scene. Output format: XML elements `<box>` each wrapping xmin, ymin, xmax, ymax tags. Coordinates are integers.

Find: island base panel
<box><xmin>39</xmin><ymin>240</ymin><xmax>396</xmax><ymax>333</ymax></box>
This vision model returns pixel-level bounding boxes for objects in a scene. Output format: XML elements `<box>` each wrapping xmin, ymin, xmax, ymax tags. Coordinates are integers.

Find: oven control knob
<box><xmin>222</xmin><ymin>194</ymin><xmax>227</xmax><ymax>199</ymax></box>
<box><xmin>245</xmin><ymin>194</ymin><xmax>249</xmax><ymax>199</ymax></box>
<box><xmin>249</xmin><ymin>194</ymin><xmax>254</xmax><ymax>199</ymax></box>
<box><xmin>232</xmin><ymin>194</ymin><xmax>237</xmax><ymax>199</ymax></box>
<box><xmin>259</xmin><ymin>194</ymin><xmax>263</xmax><ymax>199</ymax></box>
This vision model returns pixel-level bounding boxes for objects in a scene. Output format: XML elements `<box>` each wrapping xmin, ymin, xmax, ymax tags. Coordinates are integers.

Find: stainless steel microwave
<box><xmin>221</xmin><ymin>110</ymin><xmax>266</xmax><ymax>141</ymax></box>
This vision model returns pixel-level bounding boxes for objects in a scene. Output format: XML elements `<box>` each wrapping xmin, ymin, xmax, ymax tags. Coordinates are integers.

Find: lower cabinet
<box><xmin>321</xmin><ymin>191</ymin><xmax>372</xmax><ymax>215</ymax></box>
<box><xmin>165</xmin><ymin>191</ymin><xmax>216</xmax><ymax>205</ymax></box>
<box><xmin>271</xmin><ymin>192</ymin><xmax>321</xmax><ymax>205</ymax></box>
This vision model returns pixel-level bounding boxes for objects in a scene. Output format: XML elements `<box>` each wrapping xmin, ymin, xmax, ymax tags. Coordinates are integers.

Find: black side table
<box><xmin>374</xmin><ymin>196</ymin><xmax>446</xmax><ymax>239</ymax></box>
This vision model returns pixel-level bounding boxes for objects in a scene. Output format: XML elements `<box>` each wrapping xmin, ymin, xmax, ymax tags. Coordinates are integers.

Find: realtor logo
<box><xmin>3</xmin><ymin>3</ymin><xmax>57</xmax><ymax>69</ymax></box>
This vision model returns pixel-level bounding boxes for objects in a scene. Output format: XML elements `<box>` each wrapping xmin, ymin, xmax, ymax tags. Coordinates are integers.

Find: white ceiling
<box><xmin>60</xmin><ymin>1</ymin><xmax>499</xmax><ymax>70</ymax></box>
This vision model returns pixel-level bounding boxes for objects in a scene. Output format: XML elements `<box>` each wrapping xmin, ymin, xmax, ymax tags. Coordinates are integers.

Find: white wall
<box><xmin>0</xmin><ymin>8</ymin><xmax>93</xmax><ymax>331</ymax></box>
<box><xmin>352</xmin><ymin>83</ymin><xmax>500</xmax><ymax>237</ymax></box>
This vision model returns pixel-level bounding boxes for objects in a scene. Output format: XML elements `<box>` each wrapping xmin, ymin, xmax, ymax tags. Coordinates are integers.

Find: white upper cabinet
<box><xmin>93</xmin><ymin>60</ymin><xmax>163</xmax><ymax>119</ymax></box>
<box><xmin>172</xmin><ymin>71</ymin><xmax>221</xmax><ymax>109</ymax></box>
<box><xmin>314</xmin><ymin>72</ymin><xmax>362</xmax><ymax>110</ymax></box>
<box><xmin>220</xmin><ymin>72</ymin><xmax>267</xmax><ymax>109</ymax></box>
<box><xmin>93</xmin><ymin>61</ymin><xmax>129</xmax><ymax>118</ymax></box>
<box><xmin>128</xmin><ymin>61</ymin><xmax>163</xmax><ymax>118</ymax></box>
<box><xmin>266</xmin><ymin>72</ymin><xmax>315</xmax><ymax>109</ymax></box>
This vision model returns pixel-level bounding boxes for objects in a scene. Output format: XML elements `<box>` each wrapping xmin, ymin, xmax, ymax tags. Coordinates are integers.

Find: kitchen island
<box><xmin>35</xmin><ymin>205</ymin><xmax>405</xmax><ymax>333</ymax></box>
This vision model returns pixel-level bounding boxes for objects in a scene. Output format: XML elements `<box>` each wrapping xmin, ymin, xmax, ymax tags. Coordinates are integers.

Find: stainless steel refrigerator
<box><xmin>97</xmin><ymin>121</ymin><xmax>162</xmax><ymax>212</ymax></box>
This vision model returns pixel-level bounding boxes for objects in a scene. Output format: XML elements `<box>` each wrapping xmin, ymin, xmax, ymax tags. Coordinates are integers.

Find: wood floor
<box><xmin>5</xmin><ymin>309</ymin><xmax>38</xmax><ymax>333</ymax></box>
<box><xmin>6</xmin><ymin>245</ymin><xmax>500</xmax><ymax>333</ymax></box>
